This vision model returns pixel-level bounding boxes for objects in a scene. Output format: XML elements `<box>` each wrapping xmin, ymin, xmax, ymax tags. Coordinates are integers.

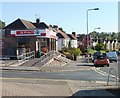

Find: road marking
<box><xmin>92</xmin><ymin>67</ymin><xmax>119</xmax><ymax>80</ymax></box>
<box><xmin>92</xmin><ymin>67</ymin><xmax>107</xmax><ymax>76</ymax></box>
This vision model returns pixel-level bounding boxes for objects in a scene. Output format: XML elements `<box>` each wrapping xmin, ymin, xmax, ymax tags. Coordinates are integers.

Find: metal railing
<box><xmin>38</xmin><ymin>50</ymin><xmax>55</xmax><ymax>66</ymax></box>
<box><xmin>38</xmin><ymin>50</ymin><xmax>71</xmax><ymax>67</ymax></box>
<box><xmin>0</xmin><ymin>55</ymin><xmax>16</xmax><ymax>66</ymax></box>
<box><xmin>54</xmin><ymin>51</ymin><xmax>66</xmax><ymax>57</ymax></box>
<box><xmin>0</xmin><ymin>51</ymin><xmax>35</xmax><ymax>66</ymax></box>
<box><xmin>107</xmin><ymin>67</ymin><xmax>118</xmax><ymax>86</ymax></box>
<box><xmin>17</xmin><ymin>51</ymin><xmax>35</xmax><ymax>66</ymax></box>
<box><xmin>1</xmin><ymin>50</ymin><xmax>71</xmax><ymax>67</ymax></box>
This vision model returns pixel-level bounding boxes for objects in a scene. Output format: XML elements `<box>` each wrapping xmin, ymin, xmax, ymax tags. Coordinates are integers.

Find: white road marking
<box><xmin>92</xmin><ymin>67</ymin><xmax>119</xmax><ymax>80</ymax></box>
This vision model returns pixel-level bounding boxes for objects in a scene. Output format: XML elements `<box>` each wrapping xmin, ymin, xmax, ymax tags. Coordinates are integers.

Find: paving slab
<box><xmin>2</xmin><ymin>78</ymin><xmax>116</xmax><ymax>96</ymax></box>
<box><xmin>2</xmin><ymin>79</ymin><xmax>72</xmax><ymax>96</ymax></box>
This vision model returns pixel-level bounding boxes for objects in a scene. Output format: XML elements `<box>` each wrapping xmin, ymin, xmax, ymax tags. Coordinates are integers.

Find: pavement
<box><xmin>0</xmin><ymin>57</ymin><xmax>90</xmax><ymax>72</ymax></box>
<box><xmin>2</xmin><ymin>78</ymin><xmax>118</xmax><ymax>96</ymax></box>
<box><xmin>0</xmin><ymin>57</ymin><xmax>120</xmax><ymax>97</ymax></box>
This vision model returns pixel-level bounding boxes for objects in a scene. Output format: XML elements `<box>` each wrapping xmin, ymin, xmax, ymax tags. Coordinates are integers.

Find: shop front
<box><xmin>10</xmin><ymin>28</ymin><xmax>57</xmax><ymax>57</ymax></box>
<box><xmin>36</xmin><ymin>29</ymin><xmax>57</xmax><ymax>54</ymax></box>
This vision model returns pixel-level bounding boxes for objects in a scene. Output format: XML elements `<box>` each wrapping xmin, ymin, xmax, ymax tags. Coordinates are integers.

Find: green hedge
<box><xmin>61</xmin><ymin>47</ymin><xmax>82</xmax><ymax>56</ymax></box>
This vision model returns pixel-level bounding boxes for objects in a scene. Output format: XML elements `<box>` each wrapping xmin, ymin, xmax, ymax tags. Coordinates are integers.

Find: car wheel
<box><xmin>107</xmin><ymin>64</ymin><xmax>109</xmax><ymax>67</ymax></box>
<box><xmin>110</xmin><ymin>60</ymin><xmax>112</xmax><ymax>63</ymax></box>
<box><xmin>94</xmin><ymin>64</ymin><xmax>97</xmax><ymax>67</ymax></box>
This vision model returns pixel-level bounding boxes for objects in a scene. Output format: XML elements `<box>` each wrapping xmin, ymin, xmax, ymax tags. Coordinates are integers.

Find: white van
<box><xmin>107</xmin><ymin>51</ymin><xmax>118</xmax><ymax>62</ymax></box>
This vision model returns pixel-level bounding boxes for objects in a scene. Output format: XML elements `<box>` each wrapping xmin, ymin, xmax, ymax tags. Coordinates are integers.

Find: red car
<box><xmin>94</xmin><ymin>55</ymin><xmax>110</xmax><ymax>67</ymax></box>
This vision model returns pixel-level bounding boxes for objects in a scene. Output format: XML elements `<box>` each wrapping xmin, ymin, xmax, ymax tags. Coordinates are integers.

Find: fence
<box><xmin>0</xmin><ymin>51</ymin><xmax>35</xmax><ymax>66</ymax></box>
<box><xmin>1</xmin><ymin>50</ymin><xmax>69</xmax><ymax>67</ymax></box>
<box><xmin>0</xmin><ymin>55</ymin><xmax>16</xmax><ymax>66</ymax></box>
<box><xmin>17</xmin><ymin>51</ymin><xmax>35</xmax><ymax>66</ymax></box>
<box><xmin>38</xmin><ymin>50</ymin><xmax>55</xmax><ymax>66</ymax></box>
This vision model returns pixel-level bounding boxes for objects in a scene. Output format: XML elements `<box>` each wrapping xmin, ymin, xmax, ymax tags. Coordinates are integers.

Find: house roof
<box><xmin>67</xmin><ymin>34</ymin><xmax>77</xmax><ymax>40</ymax></box>
<box><xmin>77</xmin><ymin>34</ymin><xmax>85</xmax><ymax>41</ymax></box>
<box><xmin>32</xmin><ymin>22</ymin><xmax>49</xmax><ymax>29</ymax></box>
<box><xmin>54</xmin><ymin>29</ymin><xmax>70</xmax><ymax>39</ymax></box>
<box><xmin>4</xmin><ymin>18</ymin><xmax>36</xmax><ymax>30</ymax></box>
<box><xmin>20</xmin><ymin>19</ymin><xmax>36</xmax><ymax>29</ymax></box>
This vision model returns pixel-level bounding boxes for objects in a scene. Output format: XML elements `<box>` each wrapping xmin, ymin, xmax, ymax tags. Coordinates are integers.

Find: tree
<box><xmin>0</xmin><ymin>20</ymin><xmax>5</xmax><ymax>28</ymax></box>
<box><xmin>98</xmin><ymin>38</ymin><xmax>103</xmax><ymax>44</ymax></box>
<box><xmin>69</xmin><ymin>48</ymin><xmax>81</xmax><ymax>60</ymax></box>
<box><xmin>106</xmin><ymin>36</ymin><xmax>111</xmax><ymax>40</ymax></box>
<box><xmin>95</xmin><ymin>43</ymin><xmax>105</xmax><ymax>51</ymax></box>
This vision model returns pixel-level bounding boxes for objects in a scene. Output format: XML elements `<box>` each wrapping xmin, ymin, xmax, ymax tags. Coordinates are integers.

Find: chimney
<box><xmin>53</xmin><ymin>25</ymin><xmax>58</xmax><ymax>28</ymax></box>
<box><xmin>72</xmin><ymin>32</ymin><xmax>76</xmax><ymax>37</ymax></box>
<box><xmin>36</xmin><ymin>18</ymin><xmax>40</xmax><ymax>24</ymax></box>
<box><xmin>53</xmin><ymin>25</ymin><xmax>59</xmax><ymax>31</ymax></box>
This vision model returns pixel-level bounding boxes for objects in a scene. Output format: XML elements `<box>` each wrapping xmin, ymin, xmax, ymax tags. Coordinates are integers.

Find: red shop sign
<box><xmin>16</xmin><ymin>30</ymin><xmax>34</xmax><ymax>35</ymax></box>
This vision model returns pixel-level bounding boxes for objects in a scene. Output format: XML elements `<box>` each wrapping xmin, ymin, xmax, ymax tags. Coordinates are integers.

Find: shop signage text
<box><xmin>16</xmin><ymin>30</ymin><xmax>34</xmax><ymax>35</ymax></box>
<box><xmin>11</xmin><ymin>29</ymin><xmax>57</xmax><ymax>39</ymax></box>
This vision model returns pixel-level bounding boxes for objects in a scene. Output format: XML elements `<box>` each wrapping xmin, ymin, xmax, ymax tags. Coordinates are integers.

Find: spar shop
<box><xmin>2</xmin><ymin>18</ymin><xmax>57</xmax><ymax>59</ymax></box>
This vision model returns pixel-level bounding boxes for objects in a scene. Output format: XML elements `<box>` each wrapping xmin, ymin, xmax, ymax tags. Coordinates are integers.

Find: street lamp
<box><xmin>86</xmin><ymin>8</ymin><xmax>99</xmax><ymax>63</ymax></box>
<box><xmin>93</xmin><ymin>27</ymin><xmax>101</xmax><ymax>50</ymax></box>
<box><xmin>94</xmin><ymin>27</ymin><xmax>101</xmax><ymax>31</ymax></box>
<box><xmin>94</xmin><ymin>27</ymin><xmax>101</xmax><ymax>38</ymax></box>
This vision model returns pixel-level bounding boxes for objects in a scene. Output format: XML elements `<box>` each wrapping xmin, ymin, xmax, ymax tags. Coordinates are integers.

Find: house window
<box><xmin>61</xmin><ymin>39</ymin><xmax>65</xmax><ymax>46</ymax></box>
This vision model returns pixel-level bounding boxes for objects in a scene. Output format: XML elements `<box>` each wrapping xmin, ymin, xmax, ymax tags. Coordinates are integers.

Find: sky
<box><xmin>1</xmin><ymin>1</ymin><xmax>119</xmax><ymax>34</ymax></box>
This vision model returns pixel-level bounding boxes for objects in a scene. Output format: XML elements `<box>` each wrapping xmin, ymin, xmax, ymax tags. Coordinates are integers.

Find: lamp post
<box><xmin>93</xmin><ymin>27</ymin><xmax>101</xmax><ymax>50</ymax></box>
<box><xmin>94</xmin><ymin>27</ymin><xmax>101</xmax><ymax>37</ymax></box>
<box><xmin>94</xmin><ymin>27</ymin><xmax>101</xmax><ymax>33</ymax></box>
<box><xmin>86</xmin><ymin>8</ymin><xmax>99</xmax><ymax>63</ymax></box>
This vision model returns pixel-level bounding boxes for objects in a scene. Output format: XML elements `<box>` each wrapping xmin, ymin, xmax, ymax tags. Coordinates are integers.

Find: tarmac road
<box><xmin>1</xmin><ymin>68</ymin><xmax>116</xmax><ymax>82</ymax></box>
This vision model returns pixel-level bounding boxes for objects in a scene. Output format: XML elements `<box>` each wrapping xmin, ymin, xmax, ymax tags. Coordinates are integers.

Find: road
<box><xmin>99</xmin><ymin>56</ymin><xmax>119</xmax><ymax>78</ymax></box>
<box><xmin>2</xmin><ymin>61</ymin><xmax>118</xmax><ymax>83</ymax></box>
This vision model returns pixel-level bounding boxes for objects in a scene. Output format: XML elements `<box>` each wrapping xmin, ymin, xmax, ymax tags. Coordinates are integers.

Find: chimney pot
<box><xmin>36</xmin><ymin>18</ymin><xmax>40</xmax><ymax>24</ymax></box>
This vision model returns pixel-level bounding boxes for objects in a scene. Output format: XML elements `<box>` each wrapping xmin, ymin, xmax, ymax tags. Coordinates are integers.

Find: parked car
<box><xmin>107</xmin><ymin>51</ymin><xmax>118</xmax><ymax>62</ymax></box>
<box><xmin>92</xmin><ymin>51</ymin><xmax>102</xmax><ymax>63</ymax></box>
<box><xmin>116</xmin><ymin>51</ymin><xmax>120</xmax><ymax>56</ymax></box>
<box><xmin>94</xmin><ymin>55</ymin><xmax>110</xmax><ymax>67</ymax></box>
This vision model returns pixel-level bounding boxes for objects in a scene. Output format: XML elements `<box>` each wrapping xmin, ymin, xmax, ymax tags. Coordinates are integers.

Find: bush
<box><xmin>63</xmin><ymin>51</ymin><xmax>70</xmax><ymax>55</ymax></box>
<box><xmin>95</xmin><ymin>43</ymin><xmax>105</xmax><ymax>51</ymax></box>
<box><xmin>61</xmin><ymin>47</ymin><xmax>69</xmax><ymax>53</ymax></box>
<box><xmin>61</xmin><ymin>47</ymin><xmax>82</xmax><ymax>60</ymax></box>
<box><xmin>88</xmin><ymin>48</ymin><xmax>96</xmax><ymax>54</ymax></box>
<box><xmin>71</xmin><ymin>48</ymin><xmax>81</xmax><ymax>56</ymax></box>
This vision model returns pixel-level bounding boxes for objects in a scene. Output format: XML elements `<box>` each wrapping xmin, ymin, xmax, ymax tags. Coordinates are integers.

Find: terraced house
<box><xmin>52</xmin><ymin>25</ymin><xmax>78</xmax><ymax>50</ymax></box>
